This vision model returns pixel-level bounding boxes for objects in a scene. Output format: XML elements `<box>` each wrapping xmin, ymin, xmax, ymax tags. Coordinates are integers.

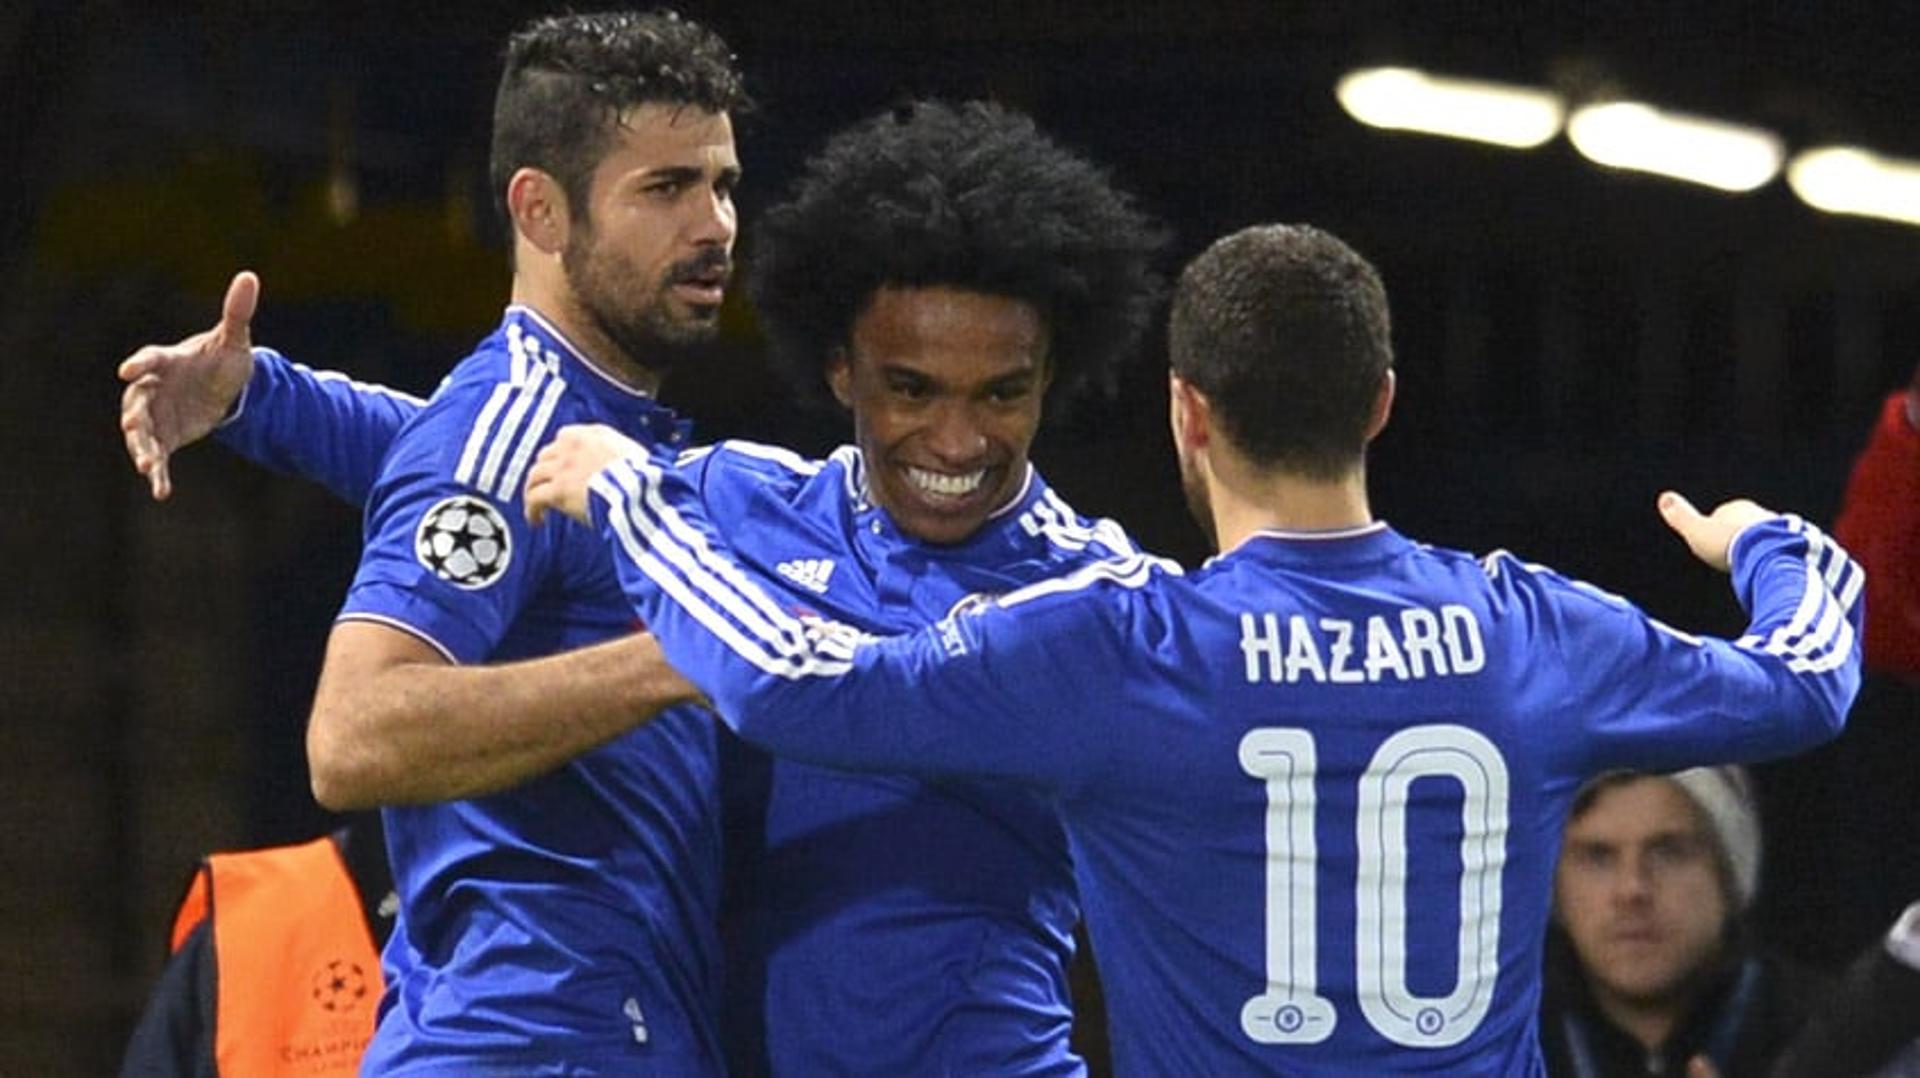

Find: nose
<box><xmin>1611</xmin><ymin>854</ymin><xmax>1656</xmax><ymax>904</ymax></box>
<box><xmin>924</xmin><ymin>400</ymin><xmax>989</xmax><ymax>464</ymax></box>
<box><xmin>689</xmin><ymin>186</ymin><xmax>736</xmax><ymax>248</ymax></box>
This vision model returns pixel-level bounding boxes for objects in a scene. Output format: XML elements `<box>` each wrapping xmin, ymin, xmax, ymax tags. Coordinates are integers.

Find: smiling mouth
<box><xmin>904</xmin><ymin>465</ymin><xmax>988</xmax><ymax>500</ymax></box>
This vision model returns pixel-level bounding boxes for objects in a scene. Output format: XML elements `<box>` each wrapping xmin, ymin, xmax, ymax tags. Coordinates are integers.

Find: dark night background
<box><xmin>3</xmin><ymin>2</ymin><xmax>1918</xmax><ymax>1072</ymax></box>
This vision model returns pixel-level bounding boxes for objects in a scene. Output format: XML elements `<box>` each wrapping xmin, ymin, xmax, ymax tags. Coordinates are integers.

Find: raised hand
<box><xmin>1658</xmin><ymin>491</ymin><xmax>1777</xmax><ymax>572</ymax></box>
<box><xmin>118</xmin><ymin>271</ymin><xmax>260</xmax><ymax>500</ymax></box>
<box><xmin>525</xmin><ymin>423</ymin><xmax>651</xmax><ymax>527</ymax></box>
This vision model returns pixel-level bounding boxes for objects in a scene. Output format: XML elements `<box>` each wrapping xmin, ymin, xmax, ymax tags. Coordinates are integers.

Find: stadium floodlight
<box><xmin>1786</xmin><ymin>146</ymin><xmax>1920</xmax><ymax>227</ymax></box>
<box><xmin>1336</xmin><ymin>67</ymin><xmax>1564</xmax><ymax>149</ymax></box>
<box><xmin>1566</xmin><ymin>101</ymin><xmax>1783</xmax><ymax>192</ymax></box>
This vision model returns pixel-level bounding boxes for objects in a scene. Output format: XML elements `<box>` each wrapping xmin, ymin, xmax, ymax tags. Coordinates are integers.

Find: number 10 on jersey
<box><xmin>1238</xmin><ymin>724</ymin><xmax>1509</xmax><ymax>1049</ymax></box>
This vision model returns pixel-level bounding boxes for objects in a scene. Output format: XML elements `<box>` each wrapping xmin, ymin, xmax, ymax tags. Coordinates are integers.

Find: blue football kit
<box><xmin>238</xmin><ymin>309</ymin><xmax>725</xmax><ymax>1075</ymax></box>
<box><xmin>580</xmin><ymin>447</ymin><xmax>1863</xmax><ymax>1076</ymax></box>
<box><xmin>218</xmin><ymin>351</ymin><xmax>1133</xmax><ymax>1072</ymax></box>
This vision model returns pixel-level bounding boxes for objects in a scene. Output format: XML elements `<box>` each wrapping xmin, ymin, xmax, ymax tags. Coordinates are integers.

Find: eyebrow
<box><xmin>638</xmin><ymin>165</ymin><xmax>705</xmax><ymax>185</ymax></box>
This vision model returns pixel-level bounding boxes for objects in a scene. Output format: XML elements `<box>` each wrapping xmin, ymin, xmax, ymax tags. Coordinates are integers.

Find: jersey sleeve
<box><xmin>586</xmin><ymin>450</ymin><xmax>1127</xmax><ymax>790</ymax></box>
<box><xmin>1519</xmin><ymin>516</ymin><xmax>1863</xmax><ymax>777</ymax></box>
<box><xmin>1833</xmin><ymin>390</ymin><xmax>1920</xmax><ymax>680</ymax></box>
<box><xmin>214</xmin><ymin>348</ymin><xmax>425</xmax><ymax>505</ymax></box>
<box><xmin>336</xmin><ymin>379</ymin><xmax>557</xmax><ymax>663</ymax></box>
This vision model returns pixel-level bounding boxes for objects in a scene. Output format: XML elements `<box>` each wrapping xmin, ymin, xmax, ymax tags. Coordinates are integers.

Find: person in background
<box><xmin>1549</xmin><ymin>767</ymin><xmax>1920</xmax><ymax>1078</ymax></box>
<box><xmin>1542</xmin><ymin>767</ymin><xmax>1824</xmax><ymax>1077</ymax></box>
<box><xmin>119</xmin><ymin>816</ymin><xmax>394</xmax><ymax>1077</ymax></box>
<box><xmin>1833</xmin><ymin>360</ymin><xmax>1920</xmax><ymax>681</ymax></box>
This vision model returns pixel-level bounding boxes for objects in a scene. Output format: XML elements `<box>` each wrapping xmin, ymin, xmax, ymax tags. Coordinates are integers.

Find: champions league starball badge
<box><xmin>414</xmin><ymin>494</ymin><xmax>513</xmax><ymax>589</ymax></box>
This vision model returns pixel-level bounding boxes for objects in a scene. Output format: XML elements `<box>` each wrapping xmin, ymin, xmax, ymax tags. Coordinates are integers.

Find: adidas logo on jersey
<box><xmin>776</xmin><ymin>558</ymin><xmax>836</xmax><ymax>594</ymax></box>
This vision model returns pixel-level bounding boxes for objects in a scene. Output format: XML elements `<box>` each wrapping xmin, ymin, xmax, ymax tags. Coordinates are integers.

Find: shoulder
<box><xmin>678</xmin><ymin>439</ymin><xmax>836</xmax><ymax>503</ymax></box>
<box><xmin>684</xmin><ymin>439</ymin><xmax>828</xmax><ymax>483</ymax></box>
<box><xmin>388</xmin><ymin>345</ymin><xmax>591</xmax><ymax>504</ymax></box>
<box><xmin>995</xmin><ymin>550</ymin><xmax>1182</xmax><ymax>621</ymax></box>
<box><xmin>1013</xmin><ymin>480</ymin><xmax>1152</xmax><ymax>565</ymax></box>
<box><xmin>1476</xmin><ymin>546</ymin><xmax>1706</xmax><ymax>651</ymax></box>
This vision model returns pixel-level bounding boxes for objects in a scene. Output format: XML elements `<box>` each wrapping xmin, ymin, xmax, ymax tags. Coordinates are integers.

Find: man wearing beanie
<box><xmin>1541</xmin><ymin>767</ymin><xmax>1824</xmax><ymax>1077</ymax></box>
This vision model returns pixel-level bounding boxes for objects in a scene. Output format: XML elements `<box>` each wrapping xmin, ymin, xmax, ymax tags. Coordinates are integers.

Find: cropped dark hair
<box><xmin>489</xmin><ymin>9</ymin><xmax>748</xmax><ymax>225</ymax></box>
<box><xmin>749</xmin><ymin>99</ymin><xmax>1166</xmax><ymax>408</ymax></box>
<box><xmin>1169</xmin><ymin>224</ymin><xmax>1392</xmax><ymax>476</ymax></box>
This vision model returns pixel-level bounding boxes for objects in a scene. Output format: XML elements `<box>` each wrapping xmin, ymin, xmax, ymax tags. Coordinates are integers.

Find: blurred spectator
<box><xmin>119</xmin><ymin>816</ymin><xmax>393</xmax><ymax>1077</ymax></box>
<box><xmin>1544</xmin><ymin>769</ymin><xmax>1920</xmax><ymax>1077</ymax></box>
<box><xmin>1833</xmin><ymin>364</ymin><xmax>1920</xmax><ymax>681</ymax></box>
<box><xmin>1541</xmin><ymin>768</ymin><xmax>1825</xmax><ymax>1076</ymax></box>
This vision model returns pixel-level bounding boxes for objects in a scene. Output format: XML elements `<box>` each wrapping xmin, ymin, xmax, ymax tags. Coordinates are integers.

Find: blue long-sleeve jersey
<box><xmin>214</xmin><ymin>348</ymin><xmax>1143</xmax><ymax>1074</ymax></box>
<box><xmin>240</xmin><ymin>309</ymin><xmax>725</xmax><ymax>1075</ymax></box>
<box><xmin>584</xmin><ymin>447</ymin><xmax>1862</xmax><ymax>1076</ymax></box>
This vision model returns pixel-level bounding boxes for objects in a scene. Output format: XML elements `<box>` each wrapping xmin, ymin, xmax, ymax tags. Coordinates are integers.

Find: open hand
<box><xmin>524</xmin><ymin>423</ymin><xmax>650</xmax><ymax>526</ymax></box>
<box><xmin>1658</xmin><ymin>491</ymin><xmax>1777</xmax><ymax>572</ymax></box>
<box><xmin>118</xmin><ymin>271</ymin><xmax>260</xmax><ymax>500</ymax></box>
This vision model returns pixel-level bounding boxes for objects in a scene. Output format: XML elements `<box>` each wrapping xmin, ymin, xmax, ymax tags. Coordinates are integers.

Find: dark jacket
<box><xmin>1540</xmin><ymin>927</ymin><xmax>1826</xmax><ymax>1077</ymax></box>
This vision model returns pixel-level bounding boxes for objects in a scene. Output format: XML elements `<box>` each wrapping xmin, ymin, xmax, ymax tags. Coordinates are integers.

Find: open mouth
<box><xmin>671</xmin><ymin>260</ymin><xmax>731</xmax><ymax>306</ymax></box>
<box><xmin>903</xmin><ymin>465</ymin><xmax>989</xmax><ymax>502</ymax></box>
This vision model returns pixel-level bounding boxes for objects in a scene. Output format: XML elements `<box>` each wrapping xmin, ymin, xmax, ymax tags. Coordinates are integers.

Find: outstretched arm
<box><xmin>118</xmin><ymin>270</ymin><xmax>424</xmax><ymax>506</ymax></box>
<box><xmin>525</xmin><ymin>424</ymin><xmax>1119</xmax><ymax>787</ymax></box>
<box><xmin>1530</xmin><ymin>491</ymin><xmax>1864</xmax><ymax>777</ymax></box>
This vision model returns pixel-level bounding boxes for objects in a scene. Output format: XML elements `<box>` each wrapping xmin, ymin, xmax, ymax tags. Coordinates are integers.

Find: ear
<box><xmin>1362</xmin><ymin>369</ymin><xmax>1396</xmax><ymax>444</ymax></box>
<box><xmin>506</xmin><ymin>167</ymin><xmax>571</xmax><ymax>257</ymax></box>
<box><xmin>1168</xmin><ymin>373</ymin><xmax>1212</xmax><ymax>452</ymax></box>
<box><xmin>826</xmin><ymin>348</ymin><xmax>855</xmax><ymax>409</ymax></box>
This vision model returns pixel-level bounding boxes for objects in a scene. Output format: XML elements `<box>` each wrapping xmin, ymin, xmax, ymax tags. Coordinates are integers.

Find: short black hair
<box><xmin>489</xmin><ymin>9</ymin><xmax>748</xmax><ymax>225</ymax></box>
<box><xmin>749</xmin><ymin>99</ymin><xmax>1166</xmax><ymax>408</ymax></box>
<box><xmin>1169</xmin><ymin>224</ymin><xmax>1392</xmax><ymax>476</ymax></box>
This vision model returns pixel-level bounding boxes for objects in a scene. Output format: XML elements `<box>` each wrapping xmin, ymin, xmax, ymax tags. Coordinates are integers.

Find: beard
<box><xmin>563</xmin><ymin>228</ymin><xmax>731</xmax><ymax>373</ymax></box>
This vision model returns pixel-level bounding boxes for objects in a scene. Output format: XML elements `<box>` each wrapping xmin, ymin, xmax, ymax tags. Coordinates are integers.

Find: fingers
<box><xmin>523</xmin><ymin>471</ymin><xmax>550</xmax><ymax>526</ymax></box>
<box><xmin>220</xmin><ymin>271</ymin><xmax>259</xmax><ymax>344</ymax></box>
<box><xmin>522</xmin><ymin>438</ymin><xmax>602</xmax><ymax>527</ymax></box>
<box><xmin>1658</xmin><ymin>489</ymin><xmax>1722</xmax><ymax>569</ymax></box>
<box><xmin>120</xmin><ymin>377</ymin><xmax>172</xmax><ymax>501</ymax></box>
<box><xmin>1657</xmin><ymin>489</ymin><xmax>1701</xmax><ymax>531</ymax></box>
<box><xmin>148</xmin><ymin>456</ymin><xmax>173</xmax><ymax>501</ymax></box>
<box><xmin>1658</xmin><ymin>491</ymin><xmax>1779</xmax><ymax>573</ymax></box>
<box><xmin>118</xmin><ymin>343</ymin><xmax>169</xmax><ymax>384</ymax></box>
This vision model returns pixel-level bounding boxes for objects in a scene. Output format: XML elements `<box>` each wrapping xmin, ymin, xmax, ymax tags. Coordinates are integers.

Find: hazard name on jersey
<box><xmin>1237</xmin><ymin>603</ymin><xmax>1486</xmax><ymax>684</ymax></box>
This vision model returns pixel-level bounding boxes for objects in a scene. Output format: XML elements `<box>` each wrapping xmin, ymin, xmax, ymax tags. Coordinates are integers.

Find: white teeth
<box><xmin>905</xmin><ymin>467</ymin><xmax>986</xmax><ymax>497</ymax></box>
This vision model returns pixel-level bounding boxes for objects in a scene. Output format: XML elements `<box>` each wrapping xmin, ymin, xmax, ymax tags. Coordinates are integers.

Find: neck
<box><xmin>1209</xmin><ymin>460</ymin><xmax>1374</xmax><ymax>553</ymax></box>
<box><xmin>511</xmin><ymin>271</ymin><xmax>661</xmax><ymax>396</ymax></box>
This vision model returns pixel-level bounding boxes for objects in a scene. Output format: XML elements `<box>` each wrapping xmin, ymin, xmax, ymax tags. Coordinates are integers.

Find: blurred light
<box><xmin>1566</xmin><ymin>102</ymin><xmax>1783</xmax><ymax>192</ymax></box>
<box><xmin>1787</xmin><ymin>146</ymin><xmax>1920</xmax><ymax>227</ymax></box>
<box><xmin>1336</xmin><ymin>67</ymin><xmax>1563</xmax><ymax>149</ymax></box>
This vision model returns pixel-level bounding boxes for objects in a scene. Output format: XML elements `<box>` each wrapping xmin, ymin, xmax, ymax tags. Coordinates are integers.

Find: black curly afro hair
<box><xmin>748</xmin><ymin>99</ymin><xmax>1167</xmax><ymax>410</ymax></box>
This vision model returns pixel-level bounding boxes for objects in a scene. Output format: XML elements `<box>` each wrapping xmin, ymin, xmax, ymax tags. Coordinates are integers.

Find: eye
<box><xmin>1645</xmin><ymin>835</ymin><xmax>1702</xmax><ymax>869</ymax></box>
<box><xmin>1566</xmin><ymin>844</ymin><xmax>1613</xmax><ymax>870</ymax></box>
<box><xmin>644</xmin><ymin>178</ymin><xmax>688</xmax><ymax>200</ymax></box>
<box><xmin>890</xmin><ymin>379</ymin><xmax>930</xmax><ymax>401</ymax></box>
<box><xmin>990</xmin><ymin>381</ymin><xmax>1035</xmax><ymax>404</ymax></box>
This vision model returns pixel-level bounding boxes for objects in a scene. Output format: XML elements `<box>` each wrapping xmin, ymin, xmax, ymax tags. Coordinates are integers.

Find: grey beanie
<box><xmin>1666</xmin><ymin>765</ymin><xmax>1762</xmax><ymax>910</ymax></box>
